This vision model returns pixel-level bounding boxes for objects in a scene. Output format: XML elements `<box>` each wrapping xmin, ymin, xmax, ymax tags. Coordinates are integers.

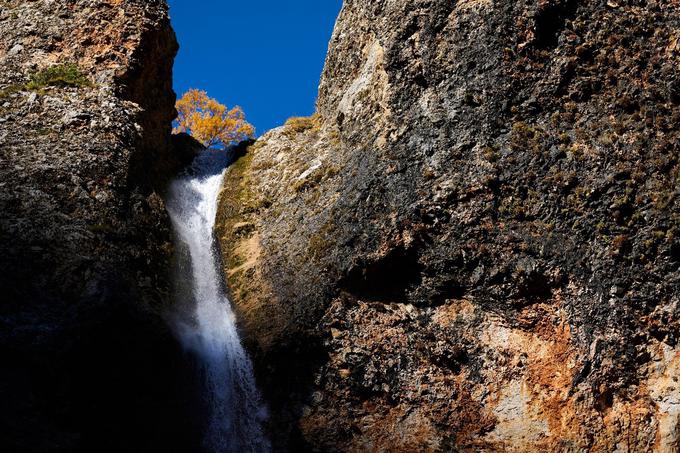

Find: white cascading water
<box><xmin>166</xmin><ymin>149</ymin><xmax>270</xmax><ymax>453</ymax></box>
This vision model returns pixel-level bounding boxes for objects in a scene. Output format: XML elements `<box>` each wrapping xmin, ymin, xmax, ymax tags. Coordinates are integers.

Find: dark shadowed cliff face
<box><xmin>0</xmin><ymin>1</ymin><xmax>200</xmax><ymax>451</ymax></box>
<box><xmin>218</xmin><ymin>0</ymin><xmax>679</xmax><ymax>450</ymax></box>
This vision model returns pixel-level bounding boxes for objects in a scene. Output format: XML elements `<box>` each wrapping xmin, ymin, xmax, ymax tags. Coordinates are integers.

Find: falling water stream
<box><xmin>166</xmin><ymin>149</ymin><xmax>270</xmax><ymax>452</ymax></box>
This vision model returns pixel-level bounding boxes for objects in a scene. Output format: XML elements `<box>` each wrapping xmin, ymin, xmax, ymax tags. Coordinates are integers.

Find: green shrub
<box><xmin>27</xmin><ymin>63</ymin><xmax>92</xmax><ymax>90</ymax></box>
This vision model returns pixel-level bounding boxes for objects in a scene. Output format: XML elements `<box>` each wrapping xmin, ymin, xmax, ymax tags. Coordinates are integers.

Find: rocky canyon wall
<box><xmin>218</xmin><ymin>0</ymin><xmax>680</xmax><ymax>450</ymax></box>
<box><xmin>0</xmin><ymin>1</ymin><xmax>198</xmax><ymax>451</ymax></box>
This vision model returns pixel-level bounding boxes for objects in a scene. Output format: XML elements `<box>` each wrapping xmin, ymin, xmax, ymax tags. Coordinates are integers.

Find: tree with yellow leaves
<box><xmin>173</xmin><ymin>89</ymin><xmax>255</xmax><ymax>149</ymax></box>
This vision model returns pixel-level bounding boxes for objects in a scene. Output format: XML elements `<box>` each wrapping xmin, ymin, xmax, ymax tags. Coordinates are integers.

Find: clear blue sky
<box><xmin>167</xmin><ymin>0</ymin><xmax>343</xmax><ymax>135</ymax></box>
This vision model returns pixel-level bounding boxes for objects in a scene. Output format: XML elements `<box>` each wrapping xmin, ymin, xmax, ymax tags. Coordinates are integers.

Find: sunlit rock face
<box><xmin>218</xmin><ymin>0</ymin><xmax>679</xmax><ymax>450</ymax></box>
<box><xmin>0</xmin><ymin>1</ymin><xmax>197</xmax><ymax>451</ymax></box>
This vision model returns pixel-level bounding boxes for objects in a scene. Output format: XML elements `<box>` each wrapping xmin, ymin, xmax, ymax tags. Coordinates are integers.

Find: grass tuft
<box><xmin>283</xmin><ymin>113</ymin><xmax>321</xmax><ymax>137</ymax></box>
<box><xmin>27</xmin><ymin>64</ymin><xmax>92</xmax><ymax>90</ymax></box>
<box><xmin>0</xmin><ymin>64</ymin><xmax>92</xmax><ymax>99</ymax></box>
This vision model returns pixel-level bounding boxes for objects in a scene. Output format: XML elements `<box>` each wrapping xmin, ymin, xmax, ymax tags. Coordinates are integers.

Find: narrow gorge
<box><xmin>1</xmin><ymin>0</ymin><xmax>678</xmax><ymax>452</ymax></box>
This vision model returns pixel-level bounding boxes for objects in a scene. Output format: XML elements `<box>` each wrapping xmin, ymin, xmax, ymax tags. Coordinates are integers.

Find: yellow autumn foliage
<box><xmin>173</xmin><ymin>89</ymin><xmax>255</xmax><ymax>149</ymax></box>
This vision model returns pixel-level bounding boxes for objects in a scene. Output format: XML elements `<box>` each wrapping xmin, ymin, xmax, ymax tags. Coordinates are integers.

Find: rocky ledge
<box><xmin>218</xmin><ymin>0</ymin><xmax>679</xmax><ymax>450</ymax></box>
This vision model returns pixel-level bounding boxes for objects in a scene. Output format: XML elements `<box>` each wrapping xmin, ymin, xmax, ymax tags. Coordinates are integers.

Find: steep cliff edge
<box><xmin>218</xmin><ymin>0</ymin><xmax>679</xmax><ymax>450</ymax></box>
<box><xmin>0</xmin><ymin>1</ymin><xmax>194</xmax><ymax>451</ymax></box>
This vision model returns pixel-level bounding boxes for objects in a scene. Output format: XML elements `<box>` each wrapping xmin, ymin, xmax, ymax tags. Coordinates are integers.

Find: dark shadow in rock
<box><xmin>0</xmin><ymin>276</ymin><xmax>205</xmax><ymax>453</ymax></box>
<box><xmin>339</xmin><ymin>246</ymin><xmax>424</xmax><ymax>303</ymax></box>
<box><xmin>533</xmin><ymin>0</ymin><xmax>579</xmax><ymax>49</ymax></box>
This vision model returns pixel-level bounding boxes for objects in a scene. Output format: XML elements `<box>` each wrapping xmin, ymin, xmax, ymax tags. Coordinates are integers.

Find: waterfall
<box><xmin>166</xmin><ymin>149</ymin><xmax>270</xmax><ymax>452</ymax></box>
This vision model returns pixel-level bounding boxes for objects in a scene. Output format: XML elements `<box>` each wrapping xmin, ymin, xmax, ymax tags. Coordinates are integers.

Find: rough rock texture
<box><xmin>0</xmin><ymin>1</ymin><xmax>198</xmax><ymax>451</ymax></box>
<box><xmin>218</xmin><ymin>0</ymin><xmax>679</xmax><ymax>450</ymax></box>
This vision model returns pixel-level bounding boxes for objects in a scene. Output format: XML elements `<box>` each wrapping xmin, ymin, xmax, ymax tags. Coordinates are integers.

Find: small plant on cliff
<box><xmin>283</xmin><ymin>113</ymin><xmax>321</xmax><ymax>137</ymax></box>
<box><xmin>173</xmin><ymin>89</ymin><xmax>255</xmax><ymax>149</ymax></box>
<box><xmin>27</xmin><ymin>63</ymin><xmax>92</xmax><ymax>90</ymax></box>
<box><xmin>0</xmin><ymin>63</ymin><xmax>92</xmax><ymax>98</ymax></box>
